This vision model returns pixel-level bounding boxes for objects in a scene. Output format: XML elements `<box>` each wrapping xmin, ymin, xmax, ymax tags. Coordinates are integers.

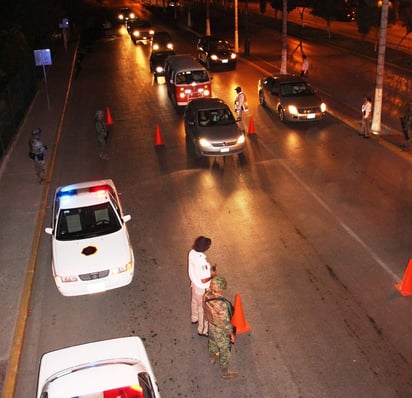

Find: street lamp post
<box><xmin>234</xmin><ymin>0</ymin><xmax>239</xmax><ymax>53</ymax></box>
<box><xmin>244</xmin><ymin>0</ymin><xmax>250</xmax><ymax>56</ymax></box>
<box><xmin>206</xmin><ymin>0</ymin><xmax>211</xmax><ymax>36</ymax></box>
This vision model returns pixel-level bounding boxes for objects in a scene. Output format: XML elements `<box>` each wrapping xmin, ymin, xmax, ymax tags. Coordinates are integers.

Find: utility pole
<box><xmin>372</xmin><ymin>0</ymin><xmax>389</xmax><ymax>133</ymax></box>
<box><xmin>280</xmin><ymin>0</ymin><xmax>288</xmax><ymax>74</ymax></box>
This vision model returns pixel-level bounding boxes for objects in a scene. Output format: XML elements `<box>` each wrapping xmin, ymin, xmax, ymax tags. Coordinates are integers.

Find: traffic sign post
<box><xmin>33</xmin><ymin>49</ymin><xmax>52</xmax><ymax>110</ymax></box>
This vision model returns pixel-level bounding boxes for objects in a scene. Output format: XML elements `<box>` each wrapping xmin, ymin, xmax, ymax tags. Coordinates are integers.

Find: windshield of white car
<box><xmin>56</xmin><ymin>202</ymin><xmax>121</xmax><ymax>240</ymax></box>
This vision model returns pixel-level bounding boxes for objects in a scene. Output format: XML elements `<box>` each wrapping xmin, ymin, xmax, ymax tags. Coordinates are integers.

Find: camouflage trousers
<box><xmin>34</xmin><ymin>159</ymin><xmax>46</xmax><ymax>183</ymax></box>
<box><xmin>208</xmin><ymin>326</ymin><xmax>231</xmax><ymax>369</ymax></box>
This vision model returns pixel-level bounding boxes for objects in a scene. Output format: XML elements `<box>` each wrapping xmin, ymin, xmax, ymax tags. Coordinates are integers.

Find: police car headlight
<box><xmin>111</xmin><ymin>262</ymin><xmax>133</xmax><ymax>274</ymax></box>
<box><xmin>288</xmin><ymin>105</ymin><xmax>298</xmax><ymax>115</ymax></box>
<box><xmin>56</xmin><ymin>275</ymin><xmax>78</xmax><ymax>283</ymax></box>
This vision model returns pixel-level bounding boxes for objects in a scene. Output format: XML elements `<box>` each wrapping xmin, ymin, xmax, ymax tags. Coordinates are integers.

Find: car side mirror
<box><xmin>188</xmin><ymin>120</ymin><xmax>195</xmax><ymax>126</ymax></box>
<box><xmin>45</xmin><ymin>227</ymin><xmax>53</xmax><ymax>235</ymax></box>
<box><xmin>123</xmin><ymin>214</ymin><xmax>131</xmax><ymax>223</ymax></box>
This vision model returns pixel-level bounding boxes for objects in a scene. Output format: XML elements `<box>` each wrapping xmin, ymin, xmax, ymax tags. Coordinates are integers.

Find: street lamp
<box><xmin>244</xmin><ymin>0</ymin><xmax>250</xmax><ymax>55</ymax></box>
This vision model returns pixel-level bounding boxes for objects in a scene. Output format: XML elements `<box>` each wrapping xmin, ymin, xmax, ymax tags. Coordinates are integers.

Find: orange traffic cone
<box><xmin>395</xmin><ymin>259</ymin><xmax>412</xmax><ymax>296</ymax></box>
<box><xmin>154</xmin><ymin>124</ymin><xmax>164</xmax><ymax>146</ymax></box>
<box><xmin>106</xmin><ymin>106</ymin><xmax>113</xmax><ymax>126</ymax></box>
<box><xmin>248</xmin><ymin>116</ymin><xmax>256</xmax><ymax>135</ymax></box>
<box><xmin>231</xmin><ymin>294</ymin><xmax>251</xmax><ymax>334</ymax></box>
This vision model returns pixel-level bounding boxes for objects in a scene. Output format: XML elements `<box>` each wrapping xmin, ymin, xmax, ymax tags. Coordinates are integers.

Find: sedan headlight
<box><xmin>155</xmin><ymin>66</ymin><xmax>164</xmax><ymax>73</ymax></box>
<box><xmin>288</xmin><ymin>105</ymin><xmax>298</xmax><ymax>115</ymax></box>
<box><xmin>321</xmin><ymin>102</ymin><xmax>327</xmax><ymax>113</ymax></box>
<box><xmin>237</xmin><ymin>134</ymin><xmax>246</xmax><ymax>144</ymax></box>
<box><xmin>210</xmin><ymin>54</ymin><xmax>218</xmax><ymax>61</ymax></box>
<box><xmin>133</xmin><ymin>31</ymin><xmax>140</xmax><ymax>37</ymax></box>
<box><xmin>230</xmin><ymin>53</ymin><xmax>237</xmax><ymax>60</ymax></box>
<box><xmin>199</xmin><ymin>138</ymin><xmax>211</xmax><ymax>147</ymax></box>
<box><xmin>149</xmin><ymin>30</ymin><xmax>155</xmax><ymax>35</ymax></box>
<box><xmin>167</xmin><ymin>43</ymin><xmax>174</xmax><ymax>50</ymax></box>
<box><xmin>153</xmin><ymin>43</ymin><xmax>160</xmax><ymax>50</ymax></box>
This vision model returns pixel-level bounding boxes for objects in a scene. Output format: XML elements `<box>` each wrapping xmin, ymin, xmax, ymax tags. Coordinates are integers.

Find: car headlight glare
<box><xmin>288</xmin><ymin>105</ymin><xmax>298</xmax><ymax>115</ymax></box>
<box><xmin>149</xmin><ymin>30</ymin><xmax>155</xmax><ymax>35</ymax></box>
<box><xmin>199</xmin><ymin>138</ymin><xmax>211</xmax><ymax>147</ymax></box>
<box><xmin>321</xmin><ymin>103</ymin><xmax>327</xmax><ymax>112</ymax></box>
<box><xmin>153</xmin><ymin>43</ymin><xmax>159</xmax><ymax>50</ymax></box>
<box><xmin>210</xmin><ymin>54</ymin><xmax>218</xmax><ymax>61</ymax></box>
<box><xmin>237</xmin><ymin>134</ymin><xmax>246</xmax><ymax>144</ymax></box>
<box><xmin>203</xmin><ymin>89</ymin><xmax>210</xmax><ymax>96</ymax></box>
<box><xmin>155</xmin><ymin>66</ymin><xmax>164</xmax><ymax>73</ymax></box>
<box><xmin>167</xmin><ymin>43</ymin><xmax>174</xmax><ymax>49</ymax></box>
<box><xmin>133</xmin><ymin>31</ymin><xmax>140</xmax><ymax>37</ymax></box>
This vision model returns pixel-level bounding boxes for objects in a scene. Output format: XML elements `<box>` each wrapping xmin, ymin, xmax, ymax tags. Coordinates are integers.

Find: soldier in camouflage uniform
<box><xmin>203</xmin><ymin>276</ymin><xmax>238</xmax><ymax>379</ymax></box>
<box><xmin>29</xmin><ymin>128</ymin><xmax>47</xmax><ymax>184</ymax></box>
<box><xmin>95</xmin><ymin>110</ymin><xmax>109</xmax><ymax>160</ymax></box>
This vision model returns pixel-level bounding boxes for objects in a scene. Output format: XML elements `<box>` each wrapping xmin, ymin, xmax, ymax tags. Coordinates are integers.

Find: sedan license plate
<box><xmin>307</xmin><ymin>113</ymin><xmax>316</xmax><ymax>119</ymax></box>
<box><xmin>222</xmin><ymin>59</ymin><xmax>229</xmax><ymax>63</ymax></box>
<box><xmin>220</xmin><ymin>147</ymin><xmax>230</xmax><ymax>153</ymax></box>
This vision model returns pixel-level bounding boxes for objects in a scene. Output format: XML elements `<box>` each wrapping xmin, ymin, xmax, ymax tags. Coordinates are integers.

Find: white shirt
<box><xmin>188</xmin><ymin>249</ymin><xmax>211</xmax><ymax>289</ymax></box>
<box><xmin>362</xmin><ymin>100</ymin><xmax>372</xmax><ymax>119</ymax></box>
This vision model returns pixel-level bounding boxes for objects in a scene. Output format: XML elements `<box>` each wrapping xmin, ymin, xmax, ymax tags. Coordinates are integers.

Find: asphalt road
<box><xmin>2</xmin><ymin>2</ymin><xmax>412</xmax><ymax>398</ymax></box>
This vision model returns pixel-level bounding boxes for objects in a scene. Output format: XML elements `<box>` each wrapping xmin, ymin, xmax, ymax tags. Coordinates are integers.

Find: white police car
<box><xmin>45</xmin><ymin>179</ymin><xmax>134</xmax><ymax>296</ymax></box>
<box><xmin>37</xmin><ymin>336</ymin><xmax>161</xmax><ymax>398</ymax></box>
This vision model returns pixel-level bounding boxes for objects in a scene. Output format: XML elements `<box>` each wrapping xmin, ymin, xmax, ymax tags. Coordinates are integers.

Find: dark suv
<box><xmin>197</xmin><ymin>36</ymin><xmax>237</xmax><ymax>70</ymax></box>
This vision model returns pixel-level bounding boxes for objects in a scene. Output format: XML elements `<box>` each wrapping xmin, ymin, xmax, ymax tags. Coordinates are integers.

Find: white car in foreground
<box><xmin>37</xmin><ymin>336</ymin><xmax>161</xmax><ymax>398</ymax></box>
<box><xmin>45</xmin><ymin>179</ymin><xmax>134</xmax><ymax>296</ymax></box>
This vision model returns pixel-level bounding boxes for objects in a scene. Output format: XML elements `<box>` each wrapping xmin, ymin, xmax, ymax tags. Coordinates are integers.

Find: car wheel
<box><xmin>278</xmin><ymin>107</ymin><xmax>285</xmax><ymax>121</ymax></box>
<box><xmin>258</xmin><ymin>91</ymin><xmax>266</xmax><ymax>107</ymax></box>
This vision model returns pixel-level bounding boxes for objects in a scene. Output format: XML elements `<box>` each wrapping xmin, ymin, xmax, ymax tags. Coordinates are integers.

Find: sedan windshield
<box><xmin>280</xmin><ymin>82</ymin><xmax>314</xmax><ymax>97</ymax></box>
<box><xmin>198</xmin><ymin>108</ymin><xmax>235</xmax><ymax>126</ymax></box>
<box><xmin>56</xmin><ymin>202</ymin><xmax>121</xmax><ymax>241</ymax></box>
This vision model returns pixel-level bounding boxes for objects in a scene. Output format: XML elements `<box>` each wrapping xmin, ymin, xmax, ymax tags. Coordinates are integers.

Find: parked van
<box><xmin>164</xmin><ymin>54</ymin><xmax>212</xmax><ymax>107</ymax></box>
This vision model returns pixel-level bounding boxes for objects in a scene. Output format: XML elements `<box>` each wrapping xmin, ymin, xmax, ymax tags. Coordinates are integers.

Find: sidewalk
<box><xmin>0</xmin><ymin>42</ymin><xmax>76</xmax><ymax>397</ymax></box>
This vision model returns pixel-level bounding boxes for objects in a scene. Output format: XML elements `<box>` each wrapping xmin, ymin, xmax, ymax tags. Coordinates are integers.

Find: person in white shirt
<box><xmin>188</xmin><ymin>236</ymin><xmax>217</xmax><ymax>336</ymax></box>
<box><xmin>360</xmin><ymin>96</ymin><xmax>372</xmax><ymax>138</ymax></box>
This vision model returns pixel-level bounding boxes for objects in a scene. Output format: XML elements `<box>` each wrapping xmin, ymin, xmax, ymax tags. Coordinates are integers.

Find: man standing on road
<box><xmin>301</xmin><ymin>54</ymin><xmax>309</xmax><ymax>77</ymax></box>
<box><xmin>234</xmin><ymin>86</ymin><xmax>248</xmax><ymax>133</ymax></box>
<box><xmin>203</xmin><ymin>275</ymin><xmax>238</xmax><ymax>379</ymax></box>
<box><xmin>28</xmin><ymin>128</ymin><xmax>47</xmax><ymax>184</ymax></box>
<box><xmin>188</xmin><ymin>236</ymin><xmax>216</xmax><ymax>337</ymax></box>
<box><xmin>360</xmin><ymin>96</ymin><xmax>372</xmax><ymax>139</ymax></box>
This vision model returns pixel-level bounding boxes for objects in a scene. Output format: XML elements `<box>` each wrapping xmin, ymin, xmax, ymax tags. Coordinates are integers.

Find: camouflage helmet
<box><xmin>95</xmin><ymin>110</ymin><xmax>105</xmax><ymax>120</ymax></box>
<box><xmin>210</xmin><ymin>275</ymin><xmax>227</xmax><ymax>291</ymax></box>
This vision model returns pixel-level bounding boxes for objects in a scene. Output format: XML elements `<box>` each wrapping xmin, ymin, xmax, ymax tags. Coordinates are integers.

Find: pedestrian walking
<box><xmin>400</xmin><ymin>102</ymin><xmax>412</xmax><ymax>149</ymax></box>
<box><xmin>301</xmin><ymin>54</ymin><xmax>309</xmax><ymax>77</ymax></box>
<box><xmin>188</xmin><ymin>236</ymin><xmax>216</xmax><ymax>337</ymax></box>
<box><xmin>95</xmin><ymin>110</ymin><xmax>109</xmax><ymax>160</ymax></box>
<box><xmin>360</xmin><ymin>95</ymin><xmax>372</xmax><ymax>138</ymax></box>
<box><xmin>28</xmin><ymin>128</ymin><xmax>47</xmax><ymax>184</ymax></box>
<box><xmin>234</xmin><ymin>86</ymin><xmax>248</xmax><ymax>133</ymax></box>
<box><xmin>203</xmin><ymin>275</ymin><xmax>238</xmax><ymax>379</ymax></box>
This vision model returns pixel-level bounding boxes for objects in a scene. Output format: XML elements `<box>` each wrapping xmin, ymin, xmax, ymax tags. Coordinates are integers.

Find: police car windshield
<box><xmin>56</xmin><ymin>202</ymin><xmax>121</xmax><ymax>240</ymax></box>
